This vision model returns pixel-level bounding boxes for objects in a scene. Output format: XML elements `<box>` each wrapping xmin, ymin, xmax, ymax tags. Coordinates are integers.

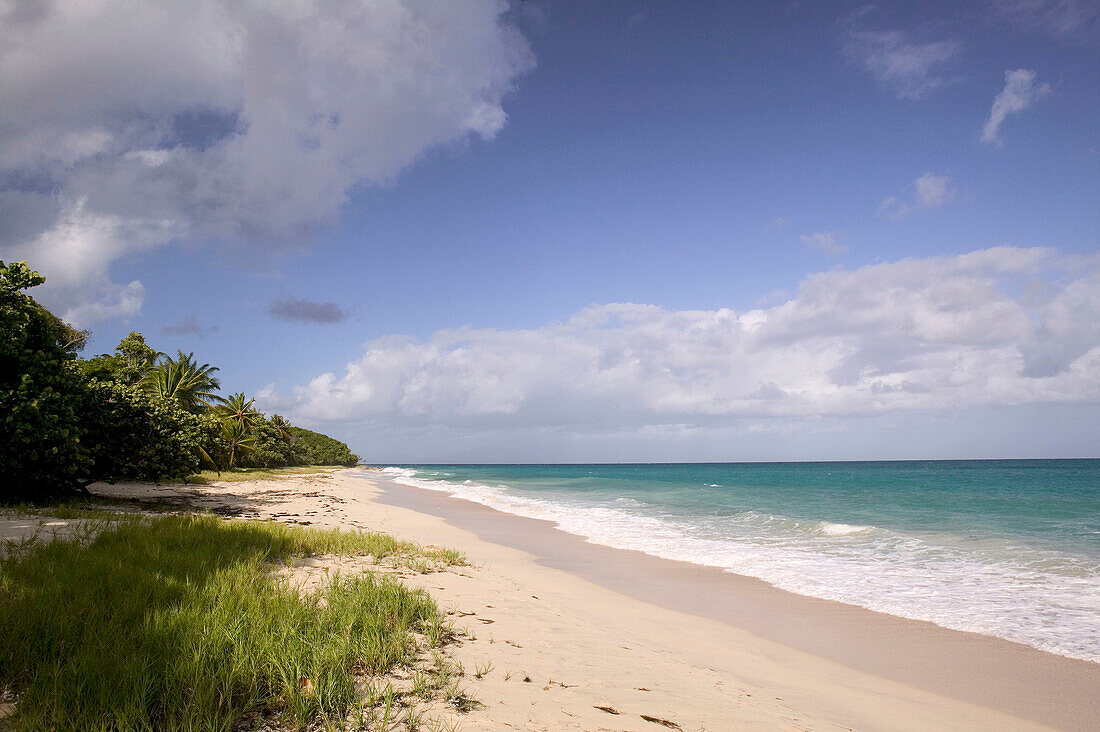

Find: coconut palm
<box><xmin>215</xmin><ymin>392</ymin><xmax>261</xmax><ymax>432</ymax></box>
<box><xmin>143</xmin><ymin>351</ymin><xmax>221</xmax><ymax>412</ymax></box>
<box><xmin>219</xmin><ymin>419</ymin><xmax>256</xmax><ymax>469</ymax></box>
<box><xmin>270</xmin><ymin>414</ymin><xmax>294</xmax><ymax>442</ymax></box>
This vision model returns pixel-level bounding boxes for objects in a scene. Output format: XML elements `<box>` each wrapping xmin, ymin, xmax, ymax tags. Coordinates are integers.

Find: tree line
<box><xmin>1</xmin><ymin>260</ymin><xmax>360</xmax><ymax>500</ymax></box>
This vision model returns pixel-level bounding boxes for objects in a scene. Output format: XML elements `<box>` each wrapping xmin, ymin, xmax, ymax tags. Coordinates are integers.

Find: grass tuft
<box><xmin>0</xmin><ymin>514</ymin><xmax>450</xmax><ymax>730</ymax></box>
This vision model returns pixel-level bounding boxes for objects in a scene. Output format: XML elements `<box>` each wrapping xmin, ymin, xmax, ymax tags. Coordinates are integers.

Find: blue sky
<box><xmin>2</xmin><ymin>1</ymin><xmax>1098</xmax><ymax>460</ymax></box>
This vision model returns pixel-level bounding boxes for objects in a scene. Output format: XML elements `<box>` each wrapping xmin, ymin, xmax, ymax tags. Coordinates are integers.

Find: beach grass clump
<box><xmin>0</xmin><ymin>514</ymin><xmax>449</xmax><ymax>730</ymax></box>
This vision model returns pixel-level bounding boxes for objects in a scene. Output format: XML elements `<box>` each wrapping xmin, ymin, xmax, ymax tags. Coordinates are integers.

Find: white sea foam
<box><xmin>365</xmin><ymin>468</ymin><xmax>1100</xmax><ymax>663</ymax></box>
<box><xmin>817</xmin><ymin>521</ymin><xmax>873</xmax><ymax>536</ymax></box>
<box><xmin>378</xmin><ymin>467</ymin><xmax>416</xmax><ymax>479</ymax></box>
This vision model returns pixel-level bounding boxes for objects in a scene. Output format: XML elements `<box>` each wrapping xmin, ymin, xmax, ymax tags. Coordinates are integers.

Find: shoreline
<box><xmin>367</xmin><ymin>469</ymin><xmax>1100</xmax><ymax>730</ymax></box>
<box><xmin>84</xmin><ymin>469</ymin><xmax>1098</xmax><ymax>730</ymax></box>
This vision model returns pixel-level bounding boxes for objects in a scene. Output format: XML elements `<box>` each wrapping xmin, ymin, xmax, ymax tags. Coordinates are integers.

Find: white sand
<box><xmin>87</xmin><ymin>469</ymin><xmax>1098</xmax><ymax>731</ymax></box>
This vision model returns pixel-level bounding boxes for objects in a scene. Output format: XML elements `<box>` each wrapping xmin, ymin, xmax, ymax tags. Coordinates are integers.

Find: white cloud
<box><xmin>879</xmin><ymin>173</ymin><xmax>956</xmax><ymax>218</ymax></box>
<box><xmin>915</xmin><ymin>173</ymin><xmax>953</xmax><ymax>208</ymax></box>
<box><xmin>993</xmin><ymin>0</ymin><xmax>1099</xmax><ymax>41</ymax></box>
<box><xmin>845</xmin><ymin>30</ymin><xmax>961</xmax><ymax>99</ymax></box>
<box><xmin>62</xmin><ymin>281</ymin><xmax>146</xmax><ymax>326</ymax></box>
<box><xmin>263</xmin><ymin>248</ymin><xmax>1100</xmax><ymax>448</ymax></box>
<box><xmin>6</xmin><ymin>199</ymin><xmax>177</xmax><ymax>325</ymax></box>
<box><xmin>982</xmin><ymin>69</ymin><xmax>1051</xmax><ymax>146</ymax></box>
<box><xmin>0</xmin><ymin>0</ymin><xmax>533</xmax><ymax>322</ymax></box>
<box><xmin>800</xmin><ymin>232</ymin><xmax>847</xmax><ymax>255</ymax></box>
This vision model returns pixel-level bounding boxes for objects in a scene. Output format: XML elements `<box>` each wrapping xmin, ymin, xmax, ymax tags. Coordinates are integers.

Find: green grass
<box><xmin>0</xmin><ymin>514</ymin><xmax>461</xmax><ymax>731</ymax></box>
<box><xmin>183</xmin><ymin>465</ymin><xmax>341</xmax><ymax>484</ymax></box>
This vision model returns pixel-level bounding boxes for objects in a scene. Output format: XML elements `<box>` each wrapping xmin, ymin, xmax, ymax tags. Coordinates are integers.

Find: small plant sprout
<box><xmin>474</xmin><ymin>660</ymin><xmax>493</xmax><ymax>679</ymax></box>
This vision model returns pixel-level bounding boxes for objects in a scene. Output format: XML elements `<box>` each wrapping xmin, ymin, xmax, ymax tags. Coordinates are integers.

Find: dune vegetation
<box><xmin>0</xmin><ymin>512</ymin><xmax>468</xmax><ymax>730</ymax></box>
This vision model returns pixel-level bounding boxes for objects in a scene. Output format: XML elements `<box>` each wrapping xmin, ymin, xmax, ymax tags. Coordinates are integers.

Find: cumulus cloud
<box><xmin>0</xmin><ymin>0</ymin><xmax>533</xmax><ymax>323</ymax></box>
<box><xmin>982</xmin><ymin>69</ymin><xmax>1051</xmax><ymax>146</ymax></box>
<box><xmin>269</xmin><ymin>295</ymin><xmax>348</xmax><ymax>324</ymax></box>
<box><xmin>262</xmin><ymin>248</ymin><xmax>1100</xmax><ymax>444</ymax></box>
<box><xmin>800</xmin><ymin>232</ymin><xmax>847</xmax><ymax>255</ymax></box>
<box><xmin>879</xmin><ymin>173</ymin><xmax>956</xmax><ymax>218</ymax></box>
<box><xmin>5</xmin><ymin>199</ymin><xmax>172</xmax><ymax>325</ymax></box>
<box><xmin>845</xmin><ymin>30</ymin><xmax>961</xmax><ymax>99</ymax></box>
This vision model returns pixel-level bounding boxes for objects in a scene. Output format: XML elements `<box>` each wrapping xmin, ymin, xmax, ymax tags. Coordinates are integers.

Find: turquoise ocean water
<box><xmin>376</xmin><ymin>461</ymin><xmax>1100</xmax><ymax>662</ymax></box>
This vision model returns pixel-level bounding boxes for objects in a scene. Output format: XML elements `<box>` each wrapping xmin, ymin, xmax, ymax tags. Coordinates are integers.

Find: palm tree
<box><xmin>143</xmin><ymin>351</ymin><xmax>221</xmax><ymax>411</ymax></box>
<box><xmin>270</xmin><ymin>414</ymin><xmax>294</xmax><ymax>442</ymax></box>
<box><xmin>219</xmin><ymin>419</ymin><xmax>256</xmax><ymax>469</ymax></box>
<box><xmin>215</xmin><ymin>392</ymin><xmax>260</xmax><ymax>431</ymax></box>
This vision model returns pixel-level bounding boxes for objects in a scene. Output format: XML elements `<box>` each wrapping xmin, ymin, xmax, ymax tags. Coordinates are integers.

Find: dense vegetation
<box><xmin>1</xmin><ymin>260</ymin><xmax>359</xmax><ymax>500</ymax></box>
<box><xmin>0</xmin><ymin>513</ymin><xmax>464</xmax><ymax>730</ymax></box>
<box><xmin>287</xmin><ymin>426</ymin><xmax>366</xmax><ymax>467</ymax></box>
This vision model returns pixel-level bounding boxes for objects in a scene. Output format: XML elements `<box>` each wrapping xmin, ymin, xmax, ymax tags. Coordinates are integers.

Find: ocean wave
<box><xmin>379</xmin><ymin>466</ymin><xmax>417</xmax><ymax>478</ymax></box>
<box><xmin>817</xmin><ymin>521</ymin><xmax>874</xmax><ymax>536</ymax></box>
<box><xmin>365</xmin><ymin>467</ymin><xmax>1100</xmax><ymax>663</ymax></box>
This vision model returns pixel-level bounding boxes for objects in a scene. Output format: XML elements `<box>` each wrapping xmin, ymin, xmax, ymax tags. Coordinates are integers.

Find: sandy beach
<box><xmin>8</xmin><ymin>3</ymin><xmax>1099</xmax><ymax>729</ymax></box>
<box><xmin>84</xmin><ymin>468</ymin><xmax>1099</xmax><ymax>731</ymax></box>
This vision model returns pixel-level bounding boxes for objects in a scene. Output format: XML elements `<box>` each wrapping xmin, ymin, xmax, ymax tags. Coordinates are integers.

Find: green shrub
<box><xmin>75</xmin><ymin>380</ymin><xmax>221</xmax><ymax>483</ymax></box>
<box><xmin>0</xmin><ymin>261</ymin><xmax>89</xmax><ymax>499</ymax></box>
<box><xmin>238</xmin><ymin>417</ymin><xmax>297</xmax><ymax>469</ymax></box>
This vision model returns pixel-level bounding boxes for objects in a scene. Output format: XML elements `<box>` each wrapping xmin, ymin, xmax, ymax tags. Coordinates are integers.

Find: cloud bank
<box><xmin>0</xmin><ymin>0</ymin><xmax>533</xmax><ymax>325</ymax></box>
<box><xmin>982</xmin><ymin>69</ymin><xmax>1051</xmax><ymax>146</ymax></box>
<box><xmin>264</xmin><ymin>248</ymin><xmax>1100</xmax><ymax>453</ymax></box>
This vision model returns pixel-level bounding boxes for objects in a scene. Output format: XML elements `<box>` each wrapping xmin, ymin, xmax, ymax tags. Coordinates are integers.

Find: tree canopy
<box><xmin>2</xmin><ymin>259</ymin><xmax>361</xmax><ymax>501</ymax></box>
<box><xmin>143</xmin><ymin>351</ymin><xmax>222</xmax><ymax>412</ymax></box>
<box><xmin>1</xmin><ymin>260</ymin><xmax>88</xmax><ymax>496</ymax></box>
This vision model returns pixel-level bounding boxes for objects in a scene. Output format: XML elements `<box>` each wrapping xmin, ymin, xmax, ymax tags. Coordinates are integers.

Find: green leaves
<box><xmin>1</xmin><ymin>261</ymin><xmax>88</xmax><ymax>497</ymax></box>
<box><xmin>218</xmin><ymin>417</ymin><xmax>257</xmax><ymax>470</ymax></box>
<box><xmin>142</xmin><ymin>350</ymin><xmax>222</xmax><ymax>412</ymax></box>
<box><xmin>77</xmin><ymin>379</ymin><xmax>219</xmax><ymax>483</ymax></box>
<box><xmin>0</xmin><ymin>260</ymin><xmax>45</xmax><ymax>290</ymax></box>
<box><xmin>287</xmin><ymin>427</ymin><xmax>361</xmax><ymax>467</ymax></box>
<box><xmin>79</xmin><ymin>332</ymin><xmax>159</xmax><ymax>385</ymax></box>
<box><xmin>215</xmin><ymin>392</ymin><xmax>261</xmax><ymax>432</ymax></box>
<box><xmin>269</xmin><ymin>414</ymin><xmax>293</xmax><ymax>441</ymax></box>
<box><xmin>4</xmin><ymin>258</ymin><xmax>359</xmax><ymax>496</ymax></box>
